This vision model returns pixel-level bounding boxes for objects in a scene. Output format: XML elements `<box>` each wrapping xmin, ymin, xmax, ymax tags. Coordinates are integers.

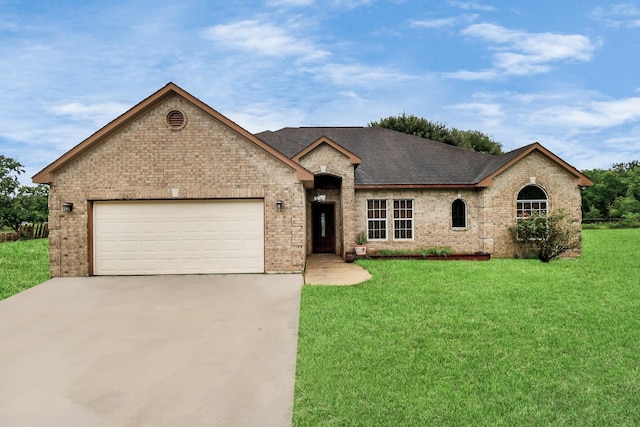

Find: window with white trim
<box><xmin>367</xmin><ymin>199</ymin><xmax>387</xmax><ymax>240</ymax></box>
<box><xmin>452</xmin><ymin>199</ymin><xmax>467</xmax><ymax>228</ymax></box>
<box><xmin>393</xmin><ymin>199</ymin><xmax>413</xmax><ymax>240</ymax></box>
<box><xmin>516</xmin><ymin>185</ymin><xmax>548</xmax><ymax>219</ymax></box>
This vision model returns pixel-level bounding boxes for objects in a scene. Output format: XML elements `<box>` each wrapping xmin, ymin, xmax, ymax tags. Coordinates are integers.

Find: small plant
<box><xmin>422</xmin><ymin>246</ymin><xmax>453</xmax><ymax>257</ymax></box>
<box><xmin>375</xmin><ymin>246</ymin><xmax>453</xmax><ymax>257</ymax></box>
<box><xmin>510</xmin><ymin>209</ymin><xmax>581</xmax><ymax>262</ymax></box>
<box><xmin>356</xmin><ymin>231</ymin><xmax>367</xmax><ymax>245</ymax></box>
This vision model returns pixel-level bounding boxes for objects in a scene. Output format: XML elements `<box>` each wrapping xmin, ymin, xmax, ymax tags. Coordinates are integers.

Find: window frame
<box><xmin>366</xmin><ymin>199</ymin><xmax>388</xmax><ymax>241</ymax></box>
<box><xmin>451</xmin><ymin>198</ymin><xmax>467</xmax><ymax>229</ymax></box>
<box><xmin>516</xmin><ymin>185</ymin><xmax>549</xmax><ymax>240</ymax></box>
<box><xmin>516</xmin><ymin>185</ymin><xmax>549</xmax><ymax>220</ymax></box>
<box><xmin>393</xmin><ymin>199</ymin><xmax>414</xmax><ymax>241</ymax></box>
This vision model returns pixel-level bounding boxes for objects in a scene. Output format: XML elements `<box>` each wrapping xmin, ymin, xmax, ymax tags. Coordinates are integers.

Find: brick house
<box><xmin>33</xmin><ymin>83</ymin><xmax>593</xmax><ymax>277</ymax></box>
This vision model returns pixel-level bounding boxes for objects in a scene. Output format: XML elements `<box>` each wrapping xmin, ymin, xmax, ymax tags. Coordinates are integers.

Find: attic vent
<box><xmin>166</xmin><ymin>110</ymin><xmax>186</xmax><ymax>129</ymax></box>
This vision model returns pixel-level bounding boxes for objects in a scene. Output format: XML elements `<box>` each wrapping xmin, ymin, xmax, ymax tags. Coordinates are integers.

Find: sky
<box><xmin>2</xmin><ymin>0</ymin><xmax>640</xmax><ymax>185</ymax></box>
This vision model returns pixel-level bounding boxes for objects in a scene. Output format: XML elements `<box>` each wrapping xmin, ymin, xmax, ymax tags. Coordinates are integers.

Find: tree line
<box><xmin>369</xmin><ymin>113</ymin><xmax>503</xmax><ymax>155</ymax></box>
<box><xmin>0</xmin><ymin>155</ymin><xmax>49</xmax><ymax>231</ymax></box>
<box><xmin>582</xmin><ymin>161</ymin><xmax>640</xmax><ymax>222</ymax></box>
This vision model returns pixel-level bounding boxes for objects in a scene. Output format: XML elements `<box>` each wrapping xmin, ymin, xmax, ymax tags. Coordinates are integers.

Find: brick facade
<box><xmin>481</xmin><ymin>151</ymin><xmax>583</xmax><ymax>258</ymax></box>
<box><xmin>355</xmin><ymin>189</ymin><xmax>484</xmax><ymax>254</ymax></box>
<box><xmin>47</xmin><ymin>94</ymin><xmax>306</xmax><ymax>276</ymax></box>
<box><xmin>38</xmin><ymin>84</ymin><xmax>588</xmax><ymax>277</ymax></box>
<box><xmin>352</xmin><ymin>151</ymin><xmax>584</xmax><ymax>258</ymax></box>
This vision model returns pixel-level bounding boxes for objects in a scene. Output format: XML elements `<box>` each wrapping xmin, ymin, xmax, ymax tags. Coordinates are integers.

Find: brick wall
<box><xmin>48</xmin><ymin>94</ymin><xmax>306</xmax><ymax>276</ymax></box>
<box><xmin>355</xmin><ymin>189</ymin><xmax>484</xmax><ymax>254</ymax></box>
<box><xmin>353</xmin><ymin>151</ymin><xmax>584</xmax><ymax>258</ymax></box>
<box><xmin>482</xmin><ymin>151</ymin><xmax>584</xmax><ymax>258</ymax></box>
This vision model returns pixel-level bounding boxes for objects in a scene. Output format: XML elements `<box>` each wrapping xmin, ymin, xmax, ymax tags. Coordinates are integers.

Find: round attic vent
<box><xmin>166</xmin><ymin>110</ymin><xmax>186</xmax><ymax>129</ymax></box>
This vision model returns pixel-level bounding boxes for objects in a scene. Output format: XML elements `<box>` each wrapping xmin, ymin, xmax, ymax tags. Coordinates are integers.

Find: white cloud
<box><xmin>592</xmin><ymin>4</ymin><xmax>640</xmax><ymax>28</ymax></box>
<box><xmin>267</xmin><ymin>0</ymin><xmax>315</xmax><ymax>6</ymax></box>
<box><xmin>201</xmin><ymin>19</ymin><xmax>330</xmax><ymax>62</ymax></box>
<box><xmin>531</xmin><ymin>97</ymin><xmax>640</xmax><ymax>129</ymax></box>
<box><xmin>450</xmin><ymin>1</ymin><xmax>496</xmax><ymax>12</ymax></box>
<box><xmin>443</xmin><ymin>69</ymin><xmax>500</xmax><ymax>80</ymax></box>
<box><xmin>50</xmin><ymin>102</ymin><xmax>130</xmax><ymax>127</ymax></box>
<box><xmin>317</xmin><ymin>63</ymin><xmax>415</xmax><ymax>87</ymax></box>
<box><xmin>411</xmin><ymin>17</ymin><xmax>459</xmax><ymax>28</ymax></box>
<box><xmin>447</xmin><ymin>102</ymin><xmax>504</xmax><ymax>121</ymax></box>
<box><xmin>411</xmin><ymin>14</ymin><xmax>478</xmax><ymax>29</ymax></box>
<box><xmin>331</xmin><ymin>0</ymin><xmax>373</xmax><ymax>8</ymax></box>
<box><xmin>446</xmin><ymin>23</ymin><xmax>598</xmax><ymax>79</ymax></box>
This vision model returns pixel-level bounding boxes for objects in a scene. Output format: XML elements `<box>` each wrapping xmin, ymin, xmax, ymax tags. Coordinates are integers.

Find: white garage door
<box><xmin>93</xmin><ymin>200</ymin><xmax>264</xmax><ymax>275</ymax></box>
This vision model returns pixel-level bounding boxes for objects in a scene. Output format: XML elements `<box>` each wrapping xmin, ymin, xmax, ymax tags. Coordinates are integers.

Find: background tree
<box><xmin>0</xmin><ymin>155</ymin><xmax>49</xmax><ymax>231</ymax></box>
<box><xmin>13</xmin><ymin>185</ymin><xmax>49</xmax><ymax>227</ymax></box>
<box><xmin>369</xmin><ymin>113</ymin><xmax>503</xmax><ymax>155</ymax></box>
<box><xmin>582</xmin><ymin>161</ymin><xmax>640</xmax><ymax>222</ymax></box>
<box><xmin>0</xmin><ymin>155</ymin><xmax>25</xmax><ymax>230</ymax></box>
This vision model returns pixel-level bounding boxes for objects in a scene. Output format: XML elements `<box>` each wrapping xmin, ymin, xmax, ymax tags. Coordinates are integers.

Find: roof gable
<box><xmin>33</xmin><ymin>83</ymin><xmax>314</xmax><ymax>186</ymax></box>
<box><xmin>476</xmin><ymin>142</ymin><xmax>593</xmax><ymax>187</ymax></box>
<box><xmin>293</xmin><ymin>136</ymin><xmax>361</xmax><ymax>165</ymax></box>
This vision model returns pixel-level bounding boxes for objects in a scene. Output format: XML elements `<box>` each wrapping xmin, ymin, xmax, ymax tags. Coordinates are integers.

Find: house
<box><xmin>33</xmin><ymin>83</ymin><xmax>593</xmax><ymax>277</ymax></box>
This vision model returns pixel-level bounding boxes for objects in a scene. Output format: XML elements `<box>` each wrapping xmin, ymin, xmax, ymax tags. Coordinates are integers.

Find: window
<box><xmin>452</xmin><ymin>199</ymin><xmax>466</xmax><ymax>228</ymax></box>
<box><xmin>367</xmin><ymin>199</ymin><xmax>387</xmax><ymax>240</ymax></box>
<box><xmin>516</xmin><ymin>185</ymin><xmax>548</xmax><ymax>218</ymax></box>
<box><xmin>393</xmin><ymin>199</ymin><xmax>413</xmax><ymax>240</ymax></box>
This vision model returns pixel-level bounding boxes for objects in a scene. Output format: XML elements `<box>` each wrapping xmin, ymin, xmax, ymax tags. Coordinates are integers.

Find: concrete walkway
<box><xmin>304</xmin><ymin>254</ymin><xmax>372</xmax><ymax>285</ymax></box>
<box><xmin>0</xmin><ymin>274</ymin><xmax>302</xmax><ymax>427</ymax></box>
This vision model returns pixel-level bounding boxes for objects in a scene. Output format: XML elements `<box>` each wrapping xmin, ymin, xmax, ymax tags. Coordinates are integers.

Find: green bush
<box><xmin>510</xmin><ymin>209</ymin><xmax>581</xmax><ymax>262</ymax></box>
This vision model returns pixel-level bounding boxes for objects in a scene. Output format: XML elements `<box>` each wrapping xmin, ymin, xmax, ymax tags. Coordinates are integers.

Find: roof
<box><xmin>32</xmin><ymin>83</ymin><xmax>314</xmax><ymax>187</ymax></box>
<box><xmin>256</xmin><ymin>127</ymin><xmax>593</xmax><ymax>188</ymax></box>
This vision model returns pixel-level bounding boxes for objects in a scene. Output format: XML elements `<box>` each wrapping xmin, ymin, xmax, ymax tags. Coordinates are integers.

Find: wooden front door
<box><xmin>312</xmin><ymin>203</ymin><xmax>335</xmax><ymax>253</ymax></box>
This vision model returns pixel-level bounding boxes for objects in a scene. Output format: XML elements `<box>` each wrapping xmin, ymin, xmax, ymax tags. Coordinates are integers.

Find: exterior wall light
<box><xmin>62</xmin><ymin>202</ymin><xmax>74</xmax><ymax>213</ymax></box>
<box><xmin>276</xmin><ymin>200</ymin><xmax>283</xmax><ymax>212</ymax></box>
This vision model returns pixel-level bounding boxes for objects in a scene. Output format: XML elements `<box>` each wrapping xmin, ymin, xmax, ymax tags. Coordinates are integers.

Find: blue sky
<box><xmin>2</xmin><ymin>0</ymin><xmax>640</xmax><ymax>184</ymax></box>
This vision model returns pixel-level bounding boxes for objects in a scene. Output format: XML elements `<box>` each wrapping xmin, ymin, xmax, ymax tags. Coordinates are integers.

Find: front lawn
<box><xmin>0</xmin><ymin>239</ymin><xmax>49</xmax><ymax>300</ymax></box>
<box><xmin>294</xmin><ymin>229</ymin><xmax>640</xmax><ymax>426</ymax></box>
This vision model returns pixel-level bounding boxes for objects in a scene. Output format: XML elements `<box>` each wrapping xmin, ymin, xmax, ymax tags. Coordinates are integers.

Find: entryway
<box><xmin>312</xmin><ymin>203</ymin><xmax>335</xmax><ymax>253</ymax></box>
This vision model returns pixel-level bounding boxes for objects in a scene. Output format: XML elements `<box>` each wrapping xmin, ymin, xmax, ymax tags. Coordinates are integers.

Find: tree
<box><xmin>0</xmin><ymin>155</ymin><xmax>49</xmax><ymax>231</ymax></box>
<box><xmin>510</xmin><ymin>209</ymin><xmax>582</xmax><ymax>262</ymax></box>
<box><xmin>0</xmin><ymin>155</ymin><xmax>25</xmax><ymax>230</ymax></box>
<box><xmin>13</xmin><ymin>185</ymin><xmax>49</xmax><ymax>226</ymax></box>
<box><xmin>582</xmin><ymin>162</ymin><xmax>640</xmax><ymax>219</ymax></box>
<box><xmin>369</xmin><ymin>113</ymin><xmax>502</xmax><ymax>155</ymax></box>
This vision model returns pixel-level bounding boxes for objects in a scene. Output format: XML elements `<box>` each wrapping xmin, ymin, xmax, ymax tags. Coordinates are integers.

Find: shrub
<box><xmin>510</xmin><ymin>209</ymin><xmax>581</xmax><ymax>262</ymax></box>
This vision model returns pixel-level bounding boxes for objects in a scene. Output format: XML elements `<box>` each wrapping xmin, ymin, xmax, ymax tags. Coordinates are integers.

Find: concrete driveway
<box><xmin>0</xmin><ymin>274</ymin><xmax>303</xmax><ymax>426</ymax></box>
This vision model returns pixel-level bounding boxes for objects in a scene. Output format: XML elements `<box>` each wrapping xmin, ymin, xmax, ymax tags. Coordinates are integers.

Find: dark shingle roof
<box><xmin>473</xmin><ymin>144</ymin><xmax>535</xmax><ymax>183</ymax></box>
<box><xmin>256</xmin><ymin>127</ymin><xmax>500</xmax><ymax>186</ymax></box>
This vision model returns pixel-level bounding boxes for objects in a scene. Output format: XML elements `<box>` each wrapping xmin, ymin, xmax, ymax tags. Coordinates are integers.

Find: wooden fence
<box><xmin>0</xmin><ymin>223</ymin><xmax>49</xmax><ymax>243</ymax></box>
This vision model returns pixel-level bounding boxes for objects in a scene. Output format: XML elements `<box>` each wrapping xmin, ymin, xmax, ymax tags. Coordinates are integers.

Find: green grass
<box><xmin>0</xmin><ymin>239</ymin><xmax>50</xmax><ymax>300</ymax></box>
<box><xmin>294</xmin><ymin>229</ymin><xmax>640</xmax><ymax>426</ymax></box>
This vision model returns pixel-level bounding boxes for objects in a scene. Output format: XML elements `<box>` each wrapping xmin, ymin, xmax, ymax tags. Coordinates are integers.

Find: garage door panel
<box><xmin>94</xmin><ymin>200</ymin><xmax>264</xmax><ymax>275</ymax></box>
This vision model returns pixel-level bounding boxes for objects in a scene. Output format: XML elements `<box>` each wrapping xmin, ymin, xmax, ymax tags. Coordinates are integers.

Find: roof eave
<box><xmin>355</xmin><ymin>183</ymin><xmax>482</xmax><ymax>190</ymax></box>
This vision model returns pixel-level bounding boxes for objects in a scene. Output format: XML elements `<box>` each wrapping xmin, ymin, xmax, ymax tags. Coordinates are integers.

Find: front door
<box><xmin>312</xmin><ymin>203</ymin><xmax>336</xmax><ymax>253</ymax></box>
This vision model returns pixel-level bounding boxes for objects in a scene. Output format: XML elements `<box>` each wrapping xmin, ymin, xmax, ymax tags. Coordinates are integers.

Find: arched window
<box><xmin>452</xmin><ymin>199</ymin><xmax>466</xmax><ymax>228</ymax></box>
<box><xmin>516</xmin><ymin>185</ymin><xmax>548</xmax><ymax>218</ymax></box>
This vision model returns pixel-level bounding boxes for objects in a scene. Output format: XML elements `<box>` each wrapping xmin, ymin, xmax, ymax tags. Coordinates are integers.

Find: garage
<box><xmin>93</xmin><ymin>200</ymin><xmax>264</xmax><ymax>275</ymax></box>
